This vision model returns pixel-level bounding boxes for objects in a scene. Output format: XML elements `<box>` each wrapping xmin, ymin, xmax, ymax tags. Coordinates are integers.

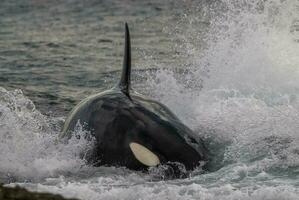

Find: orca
<box><xmin>60</xmin><ymin>23</ymin><xmax>208</xmax><ymax>175</ymax></box>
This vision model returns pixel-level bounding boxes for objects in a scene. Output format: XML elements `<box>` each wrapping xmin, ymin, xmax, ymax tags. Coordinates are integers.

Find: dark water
<box><xmin>0</xmin><ymin>0</ymin><xmax>185</xmax><ymax>115</ymax></box>
<box><xmin>1</xmin><ymin>0</ymin><xmax>299</xmax><ymax>199</ymax></box>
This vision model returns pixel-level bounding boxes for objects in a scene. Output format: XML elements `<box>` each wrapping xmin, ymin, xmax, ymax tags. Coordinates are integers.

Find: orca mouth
<box><xmin>148</xmin><ymin>162</ymin><xmax>188</xmax><ymax>179</ymax></box>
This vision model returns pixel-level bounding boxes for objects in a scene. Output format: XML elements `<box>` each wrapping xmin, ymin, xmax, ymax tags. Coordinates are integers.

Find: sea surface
<box><xmin>1</xmin><ymin>0</ymin><xmax>299</xmax><ymax>199</ymax></box>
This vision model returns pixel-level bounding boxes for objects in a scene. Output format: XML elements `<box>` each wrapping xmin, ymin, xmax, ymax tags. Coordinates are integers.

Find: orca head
<box><xmin>121</xmin><ymin>91</ymin><xmax>207</xmax><ymax>173</ymax></box>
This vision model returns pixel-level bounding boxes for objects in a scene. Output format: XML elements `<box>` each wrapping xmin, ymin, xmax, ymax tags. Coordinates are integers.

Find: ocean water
<box><xmin>1</xmin><ymin>0</ymin><xmax>299</xmax><ymax>199</ymax></box>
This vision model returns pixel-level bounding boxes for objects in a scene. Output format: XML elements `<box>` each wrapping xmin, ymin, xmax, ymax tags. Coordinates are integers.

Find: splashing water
<box><xmin>144</xmin><ymin>0</ymin><xmax>299</xmax><ymax>197</ymax></box>
<box><xmin>0</xmin><ymin>87</ymin><xmax>95</xmax><ymax>182</ymax></box>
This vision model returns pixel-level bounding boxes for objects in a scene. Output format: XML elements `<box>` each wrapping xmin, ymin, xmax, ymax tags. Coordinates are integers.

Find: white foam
<box><xmin>11</xmin><ymin>177</ymin><xmax>299</xmax><ymax>200</ymax></box>
<box><xmin>0</xmin><ymin>87</ymin><xmax>94</xmax><ymax>182</ymax></box>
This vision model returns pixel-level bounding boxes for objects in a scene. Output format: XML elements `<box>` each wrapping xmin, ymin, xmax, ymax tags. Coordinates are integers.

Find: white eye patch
<box><xmin>129</xmin><ymin>142</ymin><xmax>160</xmax><ymax>167</ymax></box>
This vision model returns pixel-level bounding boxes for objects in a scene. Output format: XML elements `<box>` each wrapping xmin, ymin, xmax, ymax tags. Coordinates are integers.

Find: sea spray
<box><xmin>0</xmin><ymin>87</ymin><xmax>94</xmax><ymax>182</ymax></box>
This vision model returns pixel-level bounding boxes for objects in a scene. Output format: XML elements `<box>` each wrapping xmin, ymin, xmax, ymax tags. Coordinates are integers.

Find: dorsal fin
<box><xmin>118</xmin><ymin>23</ymin><xmax>131</xmax><ymax>96</ymax></box>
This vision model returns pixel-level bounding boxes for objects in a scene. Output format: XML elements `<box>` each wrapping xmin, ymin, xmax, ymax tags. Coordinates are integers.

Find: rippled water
<box><xmin>1</xmin><ymin>0</ymin><xmax>299</xmax><ymax>199</ymax></box>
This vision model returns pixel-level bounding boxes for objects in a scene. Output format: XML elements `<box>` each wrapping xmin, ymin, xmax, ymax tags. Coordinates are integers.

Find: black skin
<box><xmin>61</xmin><ymin>88</ymin><xmax>208</xmax><ymax>171</ymax></box>
<box><xmin>60</xmin><ymin>23</ymin><xmax>208</xmax><ymax>175</ymax></box>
